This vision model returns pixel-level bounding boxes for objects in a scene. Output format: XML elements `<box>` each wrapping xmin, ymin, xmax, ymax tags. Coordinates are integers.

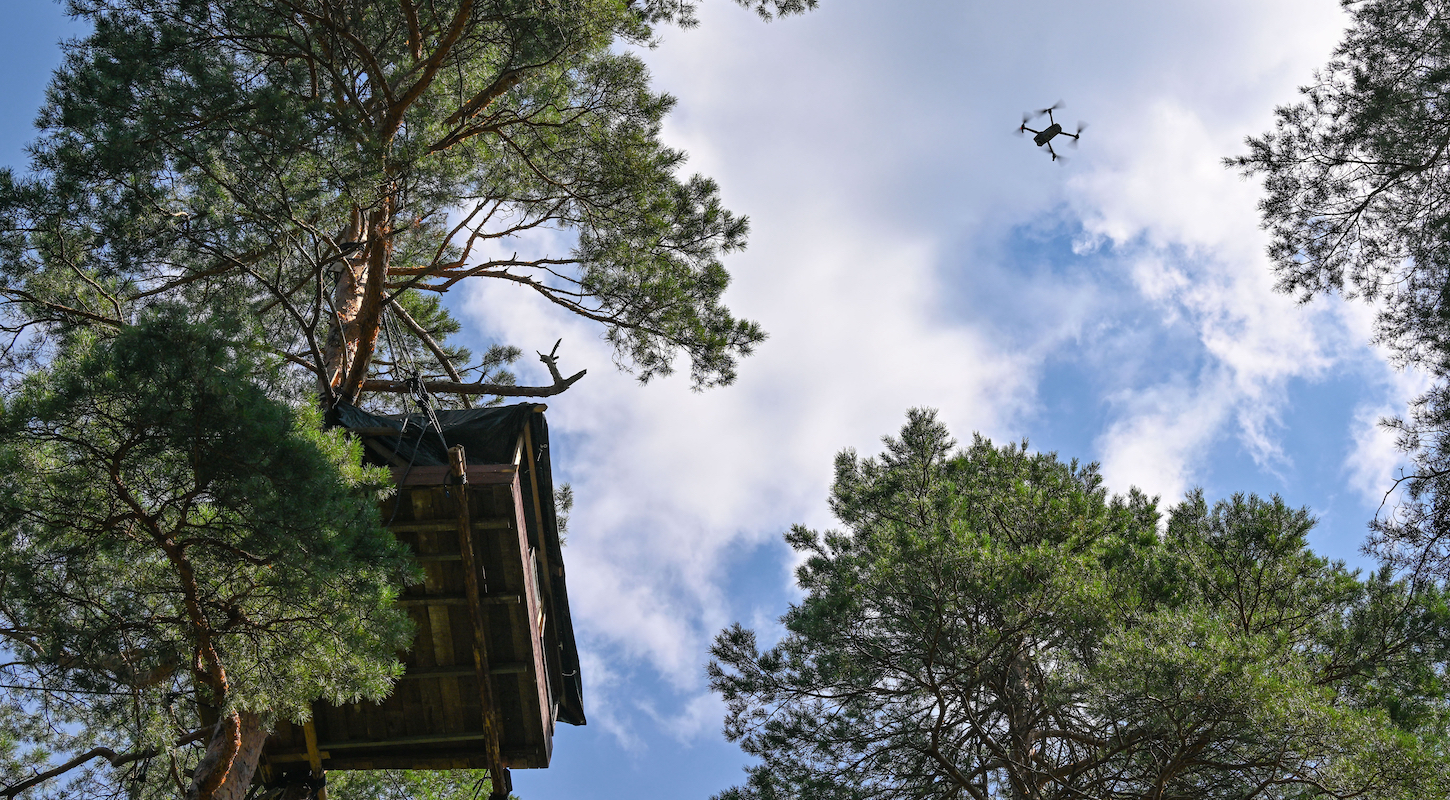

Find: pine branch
<box><xmin>0</xmin><ymin>727</ymin><xmax>211</xmax><ymax>799</ymax></box>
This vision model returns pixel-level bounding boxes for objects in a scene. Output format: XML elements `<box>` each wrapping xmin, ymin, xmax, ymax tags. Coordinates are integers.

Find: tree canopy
<box><xmin>710</xmin><ymin>410</ymin><xmax>1450</xmax><ymax>800</ymax></box>
<box><xmin>1230</xmin><ymin>0</ymin><xmax>1450</xmax><ymax>580</ymax></box>
<box><xmin>0</xmin><ymin>0</ymin><xmax>818</xmax><ymax>410</ymax></box>
<box><xmin>0</xmin><ymin>310</ymin><xmax>415</xmax><ymax>799</ymax></box>
<box><xmin>0</xmin><ymin>2</ymin><xmax>827</xmax><ymax>797</ymax></box>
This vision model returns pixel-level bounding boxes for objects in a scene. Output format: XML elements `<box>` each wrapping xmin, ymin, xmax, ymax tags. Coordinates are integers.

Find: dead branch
<box><xmin>361</xmin><ymin>341</ymin><xmax>585</xmax><ymax>398</ymax></box>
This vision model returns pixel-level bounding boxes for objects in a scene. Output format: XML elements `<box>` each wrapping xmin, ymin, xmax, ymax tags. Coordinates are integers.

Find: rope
<box><xmin>380</xmin><ymin>304</ymin><xmax>455</xmax><ymax>522</ymax></box>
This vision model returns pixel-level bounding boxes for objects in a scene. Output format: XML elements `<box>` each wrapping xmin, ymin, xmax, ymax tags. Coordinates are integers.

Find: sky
<box><xmin>0</xmin><ymin>1</ymin><xmax>1425</xmax><ymax>798</ymax></box>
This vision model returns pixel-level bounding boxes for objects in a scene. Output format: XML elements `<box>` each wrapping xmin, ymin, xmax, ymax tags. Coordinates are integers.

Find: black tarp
<box><xmin>333</xmin><ymin>402</ymin><xmax>586</xmax><ymax>727</ymax></box>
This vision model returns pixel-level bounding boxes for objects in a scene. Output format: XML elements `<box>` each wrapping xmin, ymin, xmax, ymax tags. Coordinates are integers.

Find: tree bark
<box><xmin>323</xmin><ymin>202</ymin><xmax>396</xmax><ymax>406</ymax></box>
<box><xmin>187</xmin><ymin>710</ymin><xmax>267</xmax><ymax>800</ymax></box>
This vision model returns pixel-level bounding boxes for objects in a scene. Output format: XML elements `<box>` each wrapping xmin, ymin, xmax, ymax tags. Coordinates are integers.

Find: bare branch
<box><xmin>361</xmin><ymin>364</ymin><xmax>585</xmax><ymax>398</ymax></box>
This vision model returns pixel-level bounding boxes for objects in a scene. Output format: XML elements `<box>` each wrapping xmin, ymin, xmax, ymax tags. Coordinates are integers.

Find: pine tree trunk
<box><xmin>322</xmin><ymin>203</ymin><xmax>394</xmax><ymax>406</ymax></box>
<box><xmin>187</xmin><ymin>711</ymin><xmax>267</xmax><ymax>800</ymax></box>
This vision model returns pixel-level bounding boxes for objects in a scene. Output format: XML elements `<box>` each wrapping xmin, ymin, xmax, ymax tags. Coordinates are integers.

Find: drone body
<box><xmin>1032</xmin><ymin>122</ymin><xmax>1063</xmax><ymax>147</ymax></box>
<box><xmin>1018</xmin><ymin>103</ymin><xmax>1084</xmax><ymax>161</ymax></box>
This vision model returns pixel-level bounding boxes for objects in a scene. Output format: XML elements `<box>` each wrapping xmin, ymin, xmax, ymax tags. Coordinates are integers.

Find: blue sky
<box><xmin>0</xmin><ymin>1</ymin><xmax>1422</xmax><ymax>798</ymax></box>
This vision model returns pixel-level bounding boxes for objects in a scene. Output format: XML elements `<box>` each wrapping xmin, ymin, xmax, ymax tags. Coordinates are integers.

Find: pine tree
<box><xmin>710</xmin><ymin>411</ymin><xmax>1450</xmax><ymax>800</ymax></box>
<box><xmin>0</xmin><ymin>1</ymin><xmax>823</xmax><ymax>797</ymax></box>
<box><xmin>0</xmin><ymin>310</ymin><xmax>416</xmax><ymax>799</ymax></box>
<box><xmin>0</xmin><ymin>0</ymin><xmax>818</xmax><ymax>408</ymax></box>
<box><xmin>1230</xmin><ymin>0</ymin><xmax>1450</xmax><ymax>582</ymax></box>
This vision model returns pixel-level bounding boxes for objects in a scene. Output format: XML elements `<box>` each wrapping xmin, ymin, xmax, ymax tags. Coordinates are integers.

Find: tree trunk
<box><xmin>187</xmin><ymin>710</ymin><xmax>267</xmax><ymax>800</ymax></box>
<box><xmin>322</xmin><ymin>202</ymin><xmax>395</xmax><ymax>406</ymax></box>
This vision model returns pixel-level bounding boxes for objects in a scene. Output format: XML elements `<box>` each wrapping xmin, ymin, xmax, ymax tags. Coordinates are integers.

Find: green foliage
<box><xmin>329</xmin><ymin>769</ymin><xmax>511</xmax><ymax>800</ymax></box>
<box><xmin>1230</xmin><ymin>0</ymin><xmax>1450</xmax><ymax>581</ymax></box>
<box><xmin>0</xmin><ymin>310</ymin><xmax>416</xmax><ymax>795</ymax></box>
<box><xmin>0</xmin><ymin>0</ymin><xmax>812</xmax><ymax>400</ymax></box>
<box><xmin>710</xmin><ymin>410</ymin><xmax>1450</xmax><ymax>800</ymax></box>
<box><xmin>0</xmin><ymin>1</ymin><xmax>828</xmax><ymax>796</ymax></box>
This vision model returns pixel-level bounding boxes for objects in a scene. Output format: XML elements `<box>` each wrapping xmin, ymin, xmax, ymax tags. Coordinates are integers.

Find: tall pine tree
<box><xmin>711</xmin><ymin>411</ymin><xmax>1450</xmax><ymax>800</ymax></box>
<box><xmin>0</xmin><ymin>1</ymin><xmax>822</xmax><ymax>797</ymax></box>
<box><xmin>1231</xmin><ymin>0</ymin><xmax>1450</xmax><ymax>582</ymax></box>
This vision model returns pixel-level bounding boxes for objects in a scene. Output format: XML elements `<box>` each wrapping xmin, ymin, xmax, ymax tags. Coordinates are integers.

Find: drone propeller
<box><xmin>1036</xmin><ymin>100</ymin><xmax>1065</xmax><ymax>116</ymax></box>
<box><xmin>1063</xmin><ymin>121</ymin><xmax>1086</xmax><ymax>148</ymax></box>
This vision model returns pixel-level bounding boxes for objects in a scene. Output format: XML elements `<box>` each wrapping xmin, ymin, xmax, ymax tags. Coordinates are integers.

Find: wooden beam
<box><xmin>397</xmin><ymin>594</ymin><xmax>521</xmax><ymax>606</ymax></box>
<box><xmin>265</xmin><ymin>751</ymin><xmax>332</xmax><ymax>764</ymax></box>
<box><xmin>302</xmin><ymin>720</ymin><xmax>327</xmax><ymax>800</ymax></box>
<box><xmin>397</xmin><ymin>661</ymin><xmax>529</xmax><ymax>679</ymax></box>
<box><xmin>392</xmin><ymin>464</ymin><xmax>517</xmax><ymax>486</ymax></box>
<box><xmin>318</xmin><ymin>732</ymin><xmax>492</xmax><ymax>749</ymax></box>
<box><xmin>390</xmin><ymin>518</ymin><xmax>510</xmax><ymax>534</ymax></box>
<box><xmin>361</xmin><ymin>436</ymin><xmax>413</xmax><ymax>469</ymax></box>
<box><xmin>449</xmin><ymin>446</ymin><xmax>510</xmax><ymax>800</ymax></box>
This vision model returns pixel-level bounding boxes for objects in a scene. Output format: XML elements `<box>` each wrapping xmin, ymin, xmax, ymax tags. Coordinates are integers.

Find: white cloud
<box><xmin>459</xmin><ymin>218</ymin><xmax>1034</xmax><ymax>700</ymax></box>
<box><xmin>575</xmin><ymin>648</ymin><xmax>644</xmax><ymax>752</ymax></box>
<box><xmin>1345</xmin><ymin>403</ymin><xmax>1405</xmax><ymax>510</ymax></box>
<box><xmin>445</xmin><ymin>0</ymin><xmax>1383</xmax><ymax>768</ymax></box>
<box><xmin>637</xmin><ymin>692</ymin><xmax>726</xmax><ymax>744</ymax></box>
<box><xmin>1063</xmin><ymin>81</ymin><xmax>1363</xmax><ymax>497</ymax></box>
<box><xmin>1096</xmin><ymin>379</ymin><xmax>1230</xmax><ymax>505</ymax></box>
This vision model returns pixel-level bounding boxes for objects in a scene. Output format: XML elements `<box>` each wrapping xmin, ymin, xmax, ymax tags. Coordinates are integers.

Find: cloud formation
<box><xmin>444</xmin><ymin>1</ymin><xmax>1423</xmax><ymax>794</ymax></box>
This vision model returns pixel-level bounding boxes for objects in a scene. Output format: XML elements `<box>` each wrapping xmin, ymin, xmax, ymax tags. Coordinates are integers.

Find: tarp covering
<box><xmin>333</xmin><ymin>401</ymin><xmax>586</xmax><ymax>727</ymax></box>
<box><xmin>335</xmin><ymin>402</ymin><xmax>538</xmax><ymax>468</ymax></box>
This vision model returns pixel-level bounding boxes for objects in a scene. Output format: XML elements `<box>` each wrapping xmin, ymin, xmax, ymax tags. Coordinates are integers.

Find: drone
<box><xmin>1017</xmin><ymin>102</ymin><xmax>1085</xmax><ymax>162</ymax></box>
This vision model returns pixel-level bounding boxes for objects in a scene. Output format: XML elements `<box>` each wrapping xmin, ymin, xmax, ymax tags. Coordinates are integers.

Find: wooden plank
<box><xmin>451</xmin><ymin>445</ymin><xmax>510</xmax><ymax>800</ymax></box>
<box><xmin>302</xmin><ymin>720</ymin><xmax>327</xmax><ymax>800</ymax></box>
<box><xmin>428</xmin><ymin>603</ymin><xmax>467</xmax><ymax>734</ymax></box>
<box><xmin>391</xmin><ymin>519</ymin><xmax>511</xmax><ymax>534</ymax></box>
<box><xmin>507</xmin><ymin>465</ymin><xmax>553</xmax><ymax>756</ymax></box>
<box><xmin>324</xmin><ymin>756</ymin><xmax>489</xmax><ymax>771</ymax></box>
<box><xmin>267</xmin><ymin>751</ymin><xmax>331</xmax><ymax>764</ymax></box>
<box><xmin>319</xmin><ymin>750</ymin><xmax>541</xmax><ymax>770</ymax></box>
<box><xmin>319</xmin><ymin>731</ymin><xmax>492</xmax><ymax>749</ymax></box>
<box><xmin>361</xmin><ymin>437</ymin><xmax>412</xmax><ymax>469</ymax></box>
<box><xmin>393</xmin><ymin>464</ymin><xmax>518</xmax><ymax>486</ymax></box>
<box><xmin>397</xmin><ymin>662</ymin><xmax>529</xmax><ymax>679</ymax></box>
<box><xmin>398</xmin><ymin>594</ymin><xmax>522</xmax><ymax>606</ymax></box>
<box><xmin>319</xmin><ymin>700</ymin><xmax>349</xmax><ymax>754</ymax></box>
<box><xmin>521</xmin><ymin>418</ymin><xmax>550</xmax><ymax>566</ymax></box>
<box><xmin>394</xmin><ymin>672</ymin><xmax>426</xmax><ymax>739</ymax></box>
<box><xmin>521</xmin><ymin>414</ymin><xmax>562</xmax><ymax>736</ymax></box>
<box><xmin>319</xmin><ymin>748</ymin><xmax>541</xmax><ymax>771</ymax></box>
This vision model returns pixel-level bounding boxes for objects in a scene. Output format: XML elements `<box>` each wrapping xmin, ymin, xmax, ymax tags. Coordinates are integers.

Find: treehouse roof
<box><xmin>336</xmin><ymin>401</ymin><xmax>542</xmax><ymax>468</ymax></box>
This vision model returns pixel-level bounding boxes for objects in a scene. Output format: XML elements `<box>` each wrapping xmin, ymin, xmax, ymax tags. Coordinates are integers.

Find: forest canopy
<box><xmin>710</xmin><ymin>410</ymin><xmax>1450</xmax><ymax>800</ymax></box>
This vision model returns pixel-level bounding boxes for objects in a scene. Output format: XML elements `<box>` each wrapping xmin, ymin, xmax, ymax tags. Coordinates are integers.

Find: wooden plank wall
<box><xmin>262</xmin><ymin>469</ymin><xmax>554</xmax><ymax>785</ymax></box>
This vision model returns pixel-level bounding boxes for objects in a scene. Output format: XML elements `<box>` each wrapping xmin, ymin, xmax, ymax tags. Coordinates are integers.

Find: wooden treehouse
<box><xmin>260</xmin><ymin>403</ymin><xmax>585</xmax><ymax>797</ymax></box>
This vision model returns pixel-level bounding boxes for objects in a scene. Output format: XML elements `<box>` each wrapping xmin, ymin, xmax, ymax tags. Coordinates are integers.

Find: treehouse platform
<box><xmin>260</xmin><ymin>403</ymin><xmax>584</xmax><ymax>793</ymax></box>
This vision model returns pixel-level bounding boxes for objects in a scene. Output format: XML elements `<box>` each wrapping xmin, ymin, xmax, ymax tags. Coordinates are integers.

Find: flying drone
<box><xmin>1017</xmin><ymin>102</ymin><xmax>1085</xmax><ymax>162</ymax></box>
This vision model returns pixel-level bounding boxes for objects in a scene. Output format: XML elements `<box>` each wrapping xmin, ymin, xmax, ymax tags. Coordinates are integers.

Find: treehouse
<box><xmin>259</xmin><ymin>402</ymin><xmax>585</xmax><ymax>797</ymax></box>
